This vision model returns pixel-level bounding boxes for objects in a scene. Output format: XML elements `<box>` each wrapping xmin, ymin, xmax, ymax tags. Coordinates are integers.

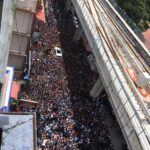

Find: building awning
<box><xmin>10</xmin><ymin>81</ymin><xmax>20</xmax><ymax>100</ymax></box>
<box><xmin>143</xmin><ymin>29</ymin><xmax>150</xmax><ymax>50</ymax></box>
<box><xmin>36</xmin><ymin>0</ymin><xmax>45</xmax><ymax>23</ymax></box>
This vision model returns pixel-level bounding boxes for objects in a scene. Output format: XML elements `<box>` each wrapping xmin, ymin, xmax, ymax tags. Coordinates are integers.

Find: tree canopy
<box><xmin>116</xmin><ymin>0</ymin><xmax>150</xmax><ymax>31</ymax></box>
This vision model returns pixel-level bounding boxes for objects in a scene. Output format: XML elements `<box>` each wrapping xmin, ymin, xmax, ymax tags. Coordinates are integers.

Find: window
<box><xmin>0</xmin><ymin>0</ymin><xmax>3</xmax><ymax>30</ymax></box>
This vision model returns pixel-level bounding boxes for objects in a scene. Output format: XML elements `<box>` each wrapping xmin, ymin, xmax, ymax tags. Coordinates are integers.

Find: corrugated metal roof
<box><xmin>0</xmin><ymin>113</ymin><xmax>36</xmax><ymax>150</ymax></box>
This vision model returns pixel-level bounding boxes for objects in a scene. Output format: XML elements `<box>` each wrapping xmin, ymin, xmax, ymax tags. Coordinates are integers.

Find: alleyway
<box><xmin>19</xmin><ymin>0</ymin><xmax>115</xmax><ymax>149</ymax></box>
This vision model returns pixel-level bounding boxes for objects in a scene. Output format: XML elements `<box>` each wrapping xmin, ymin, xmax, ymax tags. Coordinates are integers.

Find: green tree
<box><xmin>116</xmin><ymin>0</ymin><xmax>150</xmax><ymax>31</ymax></box>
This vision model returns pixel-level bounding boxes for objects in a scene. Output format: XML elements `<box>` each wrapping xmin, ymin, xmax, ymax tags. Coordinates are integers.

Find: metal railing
<box><xmin>108</xmin><ymin>0</ymin><xmax>143</xmax><ymax>40</ymax></box>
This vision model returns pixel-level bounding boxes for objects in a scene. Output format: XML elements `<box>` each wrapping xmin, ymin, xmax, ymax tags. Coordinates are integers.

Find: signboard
<box><xmin>0</xmin><ymin>67</ymin><xmax>14</xmax><ymax>112</ymax></box>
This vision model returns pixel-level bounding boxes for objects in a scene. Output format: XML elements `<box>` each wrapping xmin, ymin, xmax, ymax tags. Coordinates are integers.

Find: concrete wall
<box><xmin>8</xmin><ymin>53</ymin><xmax>26</xmax><ymax>70</ymax></box>
<box><xmin>16</xmin><ymin>0</ymin><xmax>37</xmax><ymax>12</ymax></box>
<box><xmin>13</xmin><ymin>9</ymin><xmax>34</xmax><ymax>34</ymax></box>
<box><xmin>10</xmin><ymin>33</ymin><xmax>29</xmax><ymax>54</ymax></box>
<box><xmin>0</xmin><ymin>0</ymin><xmax>15</xmax><ymax>83</ymax></box>
<box><xmin>9</xmin><ymin>0</ymin><xmax>37</xmax><ymax>72</ymax></box>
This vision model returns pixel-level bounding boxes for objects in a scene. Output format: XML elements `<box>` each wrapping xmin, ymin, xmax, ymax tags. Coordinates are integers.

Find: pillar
<box><xmin>87</xmin><ymin>54</ymin><xmax>97</xmax><ymax>72</ymax></box>
<box><xmin>90</xmin><ymin>77</ymin><xmax>103</xmax><ymax>98</ymax></box>
<box><xmin>74</xmin><ymin>26</ymin><xmax>83</xmax><ymax>41</ymax></box>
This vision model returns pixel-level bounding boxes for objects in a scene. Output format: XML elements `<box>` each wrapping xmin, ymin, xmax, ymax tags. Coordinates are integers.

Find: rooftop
<box><xmin>0</xmin><ymin>112</ymin><xmax>36</xmax><ymax>150</ymax></box>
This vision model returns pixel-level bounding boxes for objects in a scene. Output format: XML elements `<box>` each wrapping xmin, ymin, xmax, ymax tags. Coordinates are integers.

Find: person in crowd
<box><xmin>18</xmin><ymin>0</ymin><xmax>114</xmax><ymax>149</ymax></box>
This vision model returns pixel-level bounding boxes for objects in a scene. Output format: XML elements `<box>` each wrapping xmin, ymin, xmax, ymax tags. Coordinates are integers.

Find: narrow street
<box><xmin>19</xmin><ymin>0</ymin><xmax>115</xmax><ymax>149</ymax></box>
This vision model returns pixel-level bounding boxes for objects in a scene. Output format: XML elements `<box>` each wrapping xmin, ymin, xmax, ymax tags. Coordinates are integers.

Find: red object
<box><xmin>143</xmin><ymin>29</ymin><xmax>150</xmax><ymax>50</ymax></box>
<box><xmin>16</xmin><ymin>107</ymin><xmax>20</xmax><ymax>112</ymax></box>
<box><xmin>138</xmin><ymin>88</ymin><xmax>148</xmax><ymax>97</ymax></box>
<box><xmin>36</xmin><ymin>0</ymin><xmax>45</xmax><ymax>23</ymax></box>
<box><xmin>57</xmin><ymin>147</ymin><xmax>61</xmax><ymax>150</ymax></box>
<box><xmin>10</xmin><ymin>81</ymin><xmax>20</xmax><ymax>99</ymax></box>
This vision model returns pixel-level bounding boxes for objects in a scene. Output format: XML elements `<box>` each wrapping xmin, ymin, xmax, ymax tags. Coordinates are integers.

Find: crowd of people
<box><xmin>19</xmin><ymin>0</ymin><xmax>114</xmax><ymax>149</ymax></box>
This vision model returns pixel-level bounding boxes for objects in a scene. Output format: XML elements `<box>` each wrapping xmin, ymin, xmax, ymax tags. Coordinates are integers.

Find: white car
<box><xmin>55</xmin><ymin>47</ymin><xmax>62</xmax><ymax>57</ymax></box>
